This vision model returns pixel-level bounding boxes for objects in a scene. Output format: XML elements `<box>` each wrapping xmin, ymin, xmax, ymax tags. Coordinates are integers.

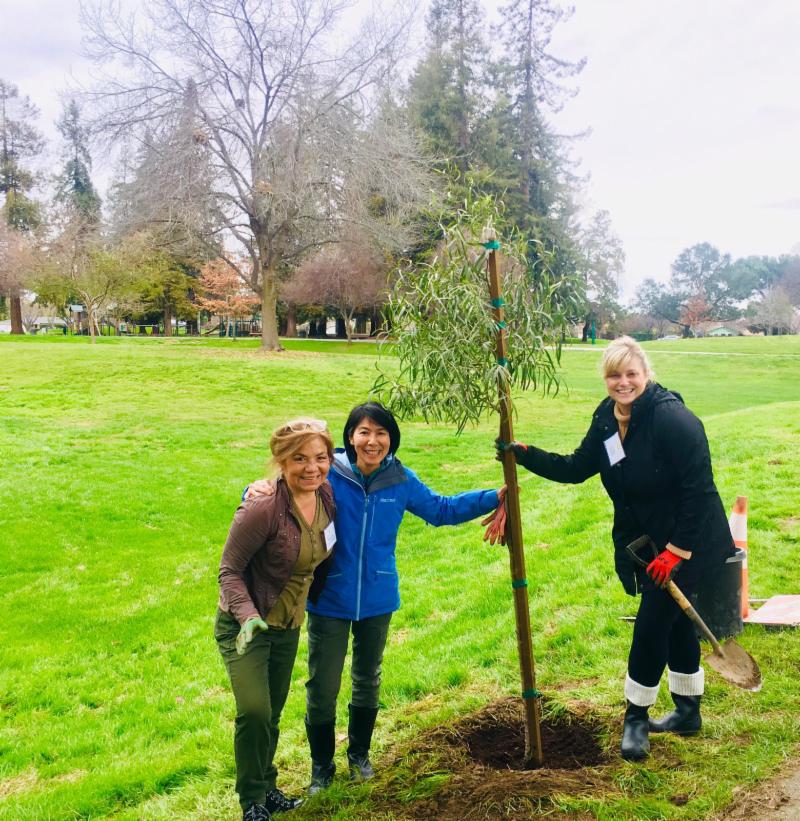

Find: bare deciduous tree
<box><xmin>284</xmin><ymin>241</ymin><xmax>389</xmax><ymax>342</ymax></box>
<box><xmin>753</xmin><ymin>285</ymin><xmax>795</xmax><ymax>336</ymax></box>
<box><xmin>82</xmin><ymin>0</ymin><xmax>433</xmax><ymax>350</ymax></box>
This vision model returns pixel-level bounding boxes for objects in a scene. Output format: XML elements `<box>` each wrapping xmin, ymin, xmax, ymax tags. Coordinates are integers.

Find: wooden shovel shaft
<box><xmin>665</xmin><ymin>579</ymin><xmax>726</xmax><ymax>656</ymax></box>
<box><xmin>487</xmin><ymin>247</ymin><xmax>544</xmax><ymax>767</ymax></box>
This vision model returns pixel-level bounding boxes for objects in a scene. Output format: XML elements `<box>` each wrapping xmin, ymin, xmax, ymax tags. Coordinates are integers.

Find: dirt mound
<box><xmin>461</xmin><ymin>701</ymin><xmax>607</xmax><ymax>771</ymax></box>
<box><xmin>383</xmin><ymin>697</ymin><xmax>614</xmax><ymax>820</ymax></box>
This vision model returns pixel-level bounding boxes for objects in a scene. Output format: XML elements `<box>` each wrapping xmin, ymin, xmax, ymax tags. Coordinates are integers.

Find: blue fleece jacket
<box><xmin>307</xmin><ymin>451</ymin><xmax>499</xmax><ymax>621</ymax></box>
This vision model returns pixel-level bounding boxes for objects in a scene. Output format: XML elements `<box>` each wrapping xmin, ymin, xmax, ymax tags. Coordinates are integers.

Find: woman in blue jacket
<box><xmin>304</xmin><ymin>402</ymin><xmax>504</xmax><ymax>793</ymax></box>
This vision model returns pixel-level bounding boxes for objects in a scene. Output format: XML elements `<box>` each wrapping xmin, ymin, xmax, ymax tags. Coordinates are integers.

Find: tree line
<box><xmin>1</xmin><ymin>0</ymin><xmax>798</xmax><ymax>344</ymax></box>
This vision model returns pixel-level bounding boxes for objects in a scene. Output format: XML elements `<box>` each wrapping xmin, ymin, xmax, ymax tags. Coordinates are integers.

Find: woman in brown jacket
<box><xmin>215</xmin><ymin>418</ymin><xmax>337</xmax><ymax>821</ymax></box>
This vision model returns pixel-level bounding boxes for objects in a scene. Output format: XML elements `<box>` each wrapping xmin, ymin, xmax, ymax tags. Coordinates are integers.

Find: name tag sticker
<box><xmin>323</xmin><ymin>521</ymin><xmax>337</xmax><ymax>551</ymax></box>
<box><xmin>604</xmin><ymin>432</ymin><xmax>626</xmax><ymax>466</ymax></box>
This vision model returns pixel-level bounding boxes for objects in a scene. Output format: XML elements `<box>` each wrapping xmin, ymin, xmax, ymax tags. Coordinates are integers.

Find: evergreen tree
<box><xmin>55</xmin><ymin>100</ymin><xmax>101</xmax><ymax>223</ymax></box>
<box><xmin>494</xmin><ymin>0</ymin><xmax>585</xmax><ymax>269</ymax></box>
<box><xmin>407</xmin><ymin>0</ymin><xmax>488</xmax><ymax>171</ymax></box>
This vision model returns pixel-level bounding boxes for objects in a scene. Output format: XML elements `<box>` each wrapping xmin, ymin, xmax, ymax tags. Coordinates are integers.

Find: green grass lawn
<box><xmin>1</xmin><ymin>335</ymin><xmax>799</xmax><ymax>820</ymax></box>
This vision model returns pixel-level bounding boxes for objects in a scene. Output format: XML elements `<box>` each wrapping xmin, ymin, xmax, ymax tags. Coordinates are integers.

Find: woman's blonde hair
<box><xmin>269</xmin><ymin>417</ymin><xmax>334</xmax><ymax>476</ymax></box>
<box><xmin>601</xmin><ymin>336</ymin><xmax>655</xmax><ymax>381</ymax></box>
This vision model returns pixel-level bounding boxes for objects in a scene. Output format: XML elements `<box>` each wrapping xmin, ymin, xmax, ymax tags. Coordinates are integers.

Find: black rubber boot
<box><xmin>347</xmin><ymin>704</ymin><xmax>379</xmax><ymax>781</ymax></box>
<box><xmin>620</xmin><ymin>701</ymin><xmax>650</xmax><ymax>761</ymax></box>
<box><xmin>305</xmin><ymin>720</ymin><xmax>336</xmax><ymax>795</ymax></box>
<box><xmin>649</xmin><ymin>694</ymin><xmax>702</xmax><ymax>736</ymax></box>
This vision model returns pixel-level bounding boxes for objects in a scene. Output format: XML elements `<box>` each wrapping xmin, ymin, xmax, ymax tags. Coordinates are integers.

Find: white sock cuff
<box><xmin>667</xmin><ymin>668</ymin><xmax>704</xmax><ymax>696</ymax></box>
<box><xmin>625</xmin><ymin>674</ymin><xmax>660</xmax><ymax>707</ymax></box>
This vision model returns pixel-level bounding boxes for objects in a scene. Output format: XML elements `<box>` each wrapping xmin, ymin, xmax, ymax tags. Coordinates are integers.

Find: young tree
<box><xmin>0</xmin><ymin>79</ymin><xmax>44</xmax><ymax>332</ymax></box>
<box><xmin>83</xmin><ymin>0</ymin><xmax>432</xmax><ymax>351</ymax></box>
<box><xmin>374</xmin><ymin>191</ymin><xmax>581</xmax><ymax>765</ymax></box>
<box><xmin>196</xmin><ymin>257</ymin><xmax>260</xmax><ymax>338</ymax></box>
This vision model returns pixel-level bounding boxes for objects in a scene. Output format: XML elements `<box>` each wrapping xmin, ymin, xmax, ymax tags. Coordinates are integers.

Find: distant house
<box><xmin>707</xmin><ymin>325</ymin><xmax>739</xmax><ymax>337</ymax></box>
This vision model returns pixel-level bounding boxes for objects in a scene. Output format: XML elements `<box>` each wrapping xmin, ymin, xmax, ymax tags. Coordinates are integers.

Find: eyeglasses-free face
<box><xmin>279</xmin><ymin>436</ymin><xmax>332</xmax><ymax>497</ymax></box>
<box><xmin>348</xmin><ymin>416</ymin><xmax>391</xmax><ymax>476</ymax></box>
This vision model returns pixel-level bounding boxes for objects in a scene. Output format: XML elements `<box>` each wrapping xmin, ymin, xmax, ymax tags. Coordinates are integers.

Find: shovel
<box><xmin>626</xmin><ymin>535</ymin><xmax>762</xmax><ymax>692</ymax></box>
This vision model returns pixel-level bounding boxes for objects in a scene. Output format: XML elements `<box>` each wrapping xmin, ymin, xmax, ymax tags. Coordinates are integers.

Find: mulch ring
<box><xmin>380</xmin><ymin>696</ymin><xmax>616</xmax><ymax>821</ymax></box>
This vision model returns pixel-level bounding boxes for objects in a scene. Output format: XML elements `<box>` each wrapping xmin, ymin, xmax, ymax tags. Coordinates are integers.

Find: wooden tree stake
<box><xmin>487</xmin><ymin>243</ymin><xmax>544</xmax><ymax>767</ymax></box>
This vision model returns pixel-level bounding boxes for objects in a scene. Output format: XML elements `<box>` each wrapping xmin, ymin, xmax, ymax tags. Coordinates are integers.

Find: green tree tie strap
<box><xmin>522</xmin><ymin>688</ymin><xmax>543</xmax><ymax>699</ymax></box>
<box><xmin>497</xmin><ymin>357</ymin><xmax>508</xmax><ymax>366</ymax></box>
<box><xmin>490</xmin><ymin>297</ymin><xmax>505</xmax><ymax>308</ymax></box>
<box><xmin>512</xmin><ymin>578</ymin><xmax>528</xmax><ymax>589</ymax></box>
<box><xmin>496</xmin><ymin>320</ymin><xmax>506</xmax><ymax>329</ymax></box>
<box><xmin>483</xmin><ymin>240</ymin><xmax>500</xmax><ymax>250</ymax></box>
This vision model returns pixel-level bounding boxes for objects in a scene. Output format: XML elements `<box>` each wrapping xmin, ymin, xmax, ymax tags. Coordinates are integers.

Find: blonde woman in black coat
<box><xmin>498</xmin><ymin>336</ymin><xmax>734</xmax><ymax>760</ymax></box>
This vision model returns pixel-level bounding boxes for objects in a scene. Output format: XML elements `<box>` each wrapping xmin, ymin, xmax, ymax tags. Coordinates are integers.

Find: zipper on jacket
<box><xmin>355</xmin><ymin>495</ymin><xmax>369</xmax><ymax>621</ymax></box>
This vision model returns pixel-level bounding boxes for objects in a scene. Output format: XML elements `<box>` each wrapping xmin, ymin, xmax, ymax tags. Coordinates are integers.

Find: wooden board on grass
<box><xmin>745</xmin><ymin>595</ymin><xmax>800</xmax><ymax>627</ymax></box>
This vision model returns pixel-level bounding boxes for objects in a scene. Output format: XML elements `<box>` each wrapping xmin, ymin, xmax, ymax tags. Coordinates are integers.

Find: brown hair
<box><xmin>601</xmin><ymin>336</ymin><xmax>655</xmax><ymax>381</ymax></box>
<box><xmin>268</xmin><ymin>417</ymin><xmax>334</xmax><ymax>476</ymax></box>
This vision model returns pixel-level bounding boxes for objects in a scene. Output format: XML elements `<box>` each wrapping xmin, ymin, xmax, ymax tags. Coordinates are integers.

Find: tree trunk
<box><xmin>336</xmin><ymin>317</ymin><xmax>347</xmax><ymax>338</ymax></box>
<box><xmin>87</xmin><ymin>305</ymin><xmax>97</xmax><ymax>344</ymax></box>
<box><xmin>10</xmin><ymin>295</ymin><xmax>23</xmax><ymax>335</ymax></box>
<box><xmin>341</xmin><ymin>310</ymin><xmax>354</xmax><ymax>343</ymax></box>
<box><xmin>355</xmin><ymin>314</ymin><xmax>367</xmax><ymax>334</ymax></box>
<box><xmin>370</xmin><ymin>309</ymin><xmax>382</xmax><ymax>336</ymax></box>
<box><xmin>285</xmin><ymin>304</ymin><xmax>297</xmax><ymax>337</ymax></box>
<box><xmin>164</xmin><ymin>302</ymin><xmax>173</xmax><ymax>337</ymax></box>
<box><xmin>260</xmin><ymin>263</ymin><xmax>283</xmax><ymax>351</ymax></box>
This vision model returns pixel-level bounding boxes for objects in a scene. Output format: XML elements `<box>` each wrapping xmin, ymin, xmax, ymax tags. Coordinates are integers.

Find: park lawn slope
<box><xmin>0</xmin><ymin>337</ymin><xmax>799</xmax><ymax>820</ymax></box>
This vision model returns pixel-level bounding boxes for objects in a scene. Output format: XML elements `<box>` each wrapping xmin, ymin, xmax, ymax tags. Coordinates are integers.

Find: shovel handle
<box><xmin>665</xmin><ymin>579</ymin><xmax>725</xmax><ymax>657</ymax></box>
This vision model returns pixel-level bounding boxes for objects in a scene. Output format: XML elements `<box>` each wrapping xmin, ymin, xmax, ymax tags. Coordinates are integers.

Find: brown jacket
<box><xmin>218</xmin><ymin>479</ymin><xmax>336</xmax><ymax>624</ymax></box>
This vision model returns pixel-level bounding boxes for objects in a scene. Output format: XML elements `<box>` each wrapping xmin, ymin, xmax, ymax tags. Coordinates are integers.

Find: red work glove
<box><xmin>481</xmin><ymin>487</ymin><xmax>508</xmax><ymax>546</ymax></box>
<box><xmin>646</xmin><ymin>549</ymin><xmax>683</xmax><ymax>587</ymax></box>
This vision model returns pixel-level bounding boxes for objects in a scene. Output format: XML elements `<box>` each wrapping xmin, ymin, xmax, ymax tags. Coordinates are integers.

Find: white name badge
<box><xmin>323</xmin><ymin>521</ymin><xmax>337</xmax><ymax>552</ymax></box>
<box><xmin>604</xmin><ymin>432</ymin><xmax>626</xmax><ymax>466</ymax></box>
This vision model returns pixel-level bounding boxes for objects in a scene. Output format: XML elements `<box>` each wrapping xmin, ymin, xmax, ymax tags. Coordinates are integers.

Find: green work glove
<box><xmin>235</xmin><ymin>616</ymin><xmax>268</xmax><ymax>655</ymax></box>
<box><xmin>494</xmin><ymin>437</ymin><xmax>528</xmax><ymax>462</ymax></box>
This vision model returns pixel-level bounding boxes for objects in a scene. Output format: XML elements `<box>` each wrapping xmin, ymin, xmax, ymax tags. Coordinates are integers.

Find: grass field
<box><xmin>1</xmin><ymin>335</ymin><xmax>799</xmax><ymax>820</ymax></box>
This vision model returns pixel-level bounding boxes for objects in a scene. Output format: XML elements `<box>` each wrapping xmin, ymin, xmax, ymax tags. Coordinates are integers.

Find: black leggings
<box><xmin>628</xmin><ymin>586</ymin><xmax>701</xmax><ymax>687</ymax></box>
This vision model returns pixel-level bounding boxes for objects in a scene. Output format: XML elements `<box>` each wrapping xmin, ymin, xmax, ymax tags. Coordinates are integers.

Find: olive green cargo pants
<box><xmin>215</xmin><ymin>609</ymin><xmax>300</xmax><ymax>809</ymax></box>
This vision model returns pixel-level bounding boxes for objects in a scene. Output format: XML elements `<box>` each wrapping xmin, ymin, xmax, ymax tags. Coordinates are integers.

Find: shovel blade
<box><xmin>705</xmin><ymin>638</ymin><xmax>762</xmax><ymax>692</ymax></box>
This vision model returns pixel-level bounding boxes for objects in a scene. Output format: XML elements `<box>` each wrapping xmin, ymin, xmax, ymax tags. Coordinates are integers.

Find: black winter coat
<box><xmin>517</xmin><ymin>382</ymin><xmax>735</xmax><ymax>595</ymax></box>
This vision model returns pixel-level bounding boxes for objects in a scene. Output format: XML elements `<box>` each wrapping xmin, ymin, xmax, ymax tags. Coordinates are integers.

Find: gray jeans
<box><xmin>305</xmin><ymin>612</ymin><xmax>392</xmax><ymax>725</ymax></box>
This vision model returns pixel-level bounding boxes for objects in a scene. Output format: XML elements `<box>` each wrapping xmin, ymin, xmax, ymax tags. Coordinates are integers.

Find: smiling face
<box><xmin>279</xmin><ymin>435</ymin><xmax>331</xmax><ymax>497</ymax></box>
<box><xmin>604</xmin><ymin>356</ymin><xmax>648</xmax><ymax>407</ymax></box>
<box><xmin>348</xmin><ymin>416</ymin><xmax>391</xmax><ymax>476</ymax></box>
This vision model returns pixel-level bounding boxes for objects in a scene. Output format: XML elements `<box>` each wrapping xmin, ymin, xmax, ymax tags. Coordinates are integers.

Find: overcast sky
<box><xmin>1</xmin><ymin>0</ymin><xmax>799</xmax><ymax>300</ymax></box>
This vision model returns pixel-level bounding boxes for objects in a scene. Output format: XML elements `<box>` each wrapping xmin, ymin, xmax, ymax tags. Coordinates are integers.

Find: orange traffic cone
<box><xmin>728</xmin><ymin>496</ymin><xmax>749</xmax><ymax>618</ymax></box>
